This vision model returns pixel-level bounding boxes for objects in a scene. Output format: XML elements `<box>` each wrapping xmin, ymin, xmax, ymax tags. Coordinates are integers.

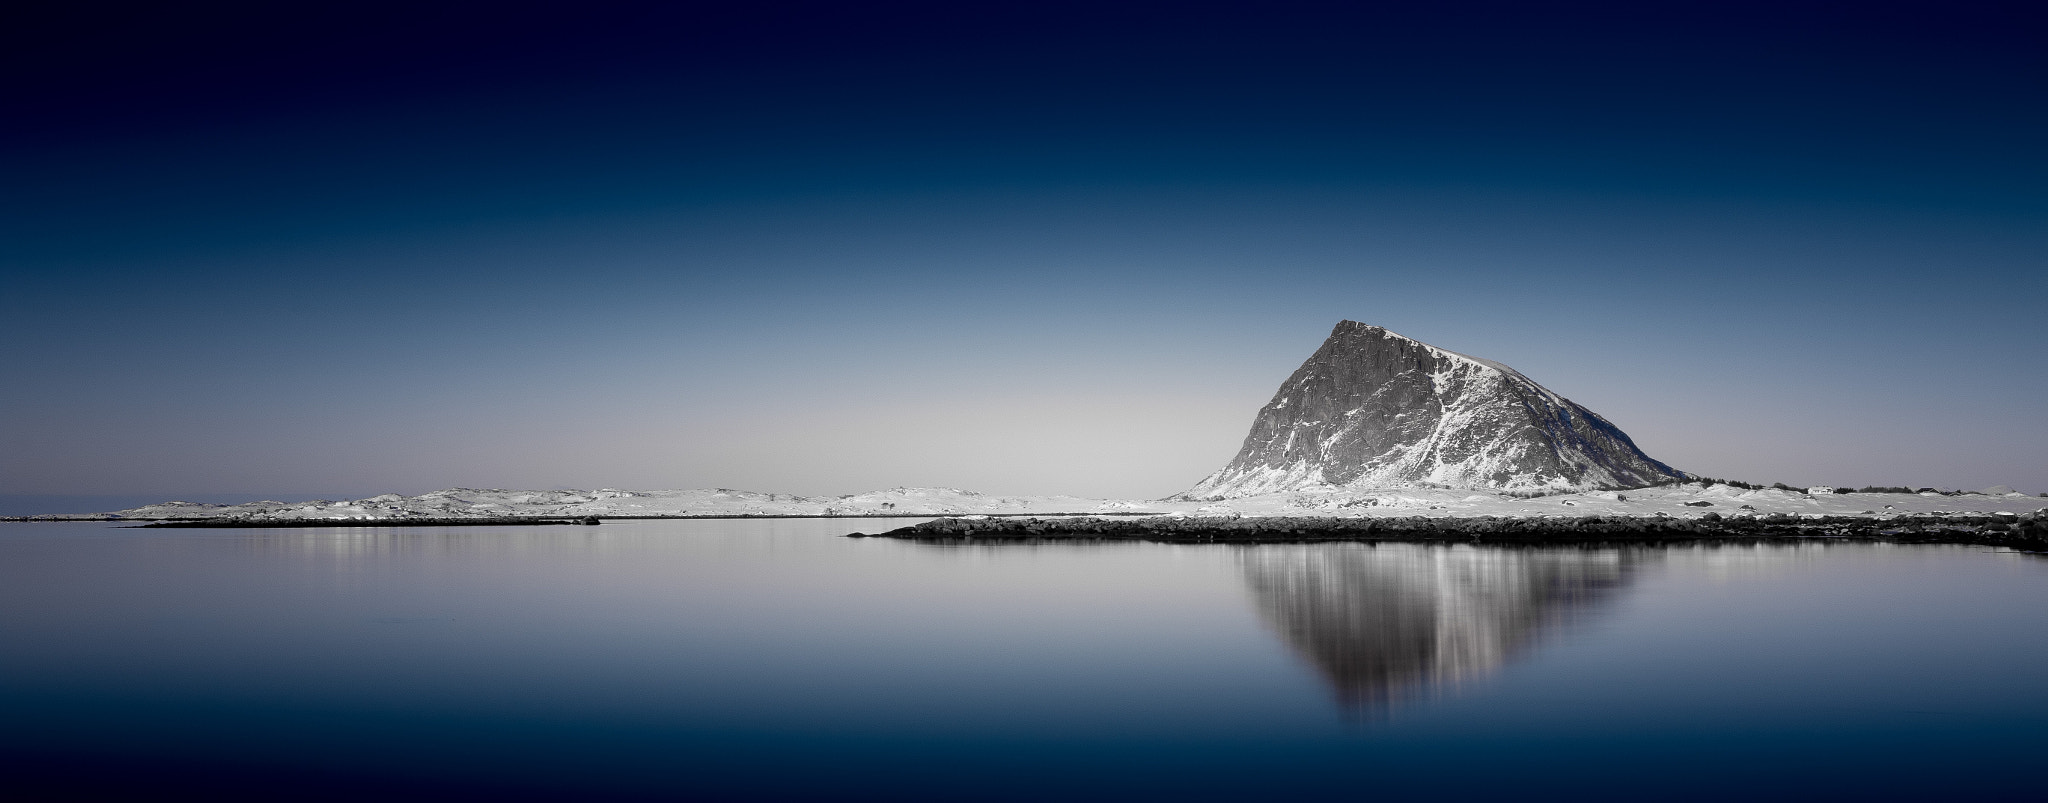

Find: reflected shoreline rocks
<box><xmin>1238</xmin><ymin>544</ymin><xmax>1639</xmax><ymax>711</ymax></box>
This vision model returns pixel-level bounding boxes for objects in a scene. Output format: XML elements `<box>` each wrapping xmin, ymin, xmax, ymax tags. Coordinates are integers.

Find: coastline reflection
<box><xmin>1238</xmin><ymin>544</ymin><xmax>1640</xmax><ymax>711</ymax></box>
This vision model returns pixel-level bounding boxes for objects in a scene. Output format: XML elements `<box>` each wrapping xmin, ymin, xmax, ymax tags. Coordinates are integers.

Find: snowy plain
<box><xmin>34</xmin><ymin>483</ymin><xmax>2043</xmax><ymax>523</ymax></box>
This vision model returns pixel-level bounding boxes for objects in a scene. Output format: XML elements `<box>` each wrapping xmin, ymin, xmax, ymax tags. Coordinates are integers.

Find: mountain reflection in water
<box><xmin>1238</xmin><ymin>544</ymin><xmax>1638</xmax><ymax>710</ymax></box>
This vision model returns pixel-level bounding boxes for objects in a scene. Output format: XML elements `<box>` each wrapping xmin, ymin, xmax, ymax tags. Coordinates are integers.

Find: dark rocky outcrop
<box><xmin>860</xmin><ymin>510</ymin><xmax>2048</xmax><ymax>550</ymax></box>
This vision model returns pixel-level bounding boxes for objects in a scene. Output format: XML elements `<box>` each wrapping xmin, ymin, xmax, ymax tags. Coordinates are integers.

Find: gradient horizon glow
<box><xmin>4</xmin><ymin>2</ymin><xmax>2044</xmax><ymax>511</ymax></box>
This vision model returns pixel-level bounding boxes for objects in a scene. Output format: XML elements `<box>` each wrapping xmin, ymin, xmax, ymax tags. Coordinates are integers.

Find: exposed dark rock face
<box><xmin>1178</xmin><ymin>321</ymin><xmax>1685</xmax><ymax>497</ymax></box>
<box><xmin>863</xmin><ymin>511</ymin><xmax>2048</xmax><ymax>550</ymax></box>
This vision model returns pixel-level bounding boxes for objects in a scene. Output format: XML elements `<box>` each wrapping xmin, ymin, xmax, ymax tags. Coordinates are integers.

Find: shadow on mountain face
<box><xmin>1237</xmin><ymin>543</ymin><xmax>1641</xmax><ymax>714</ymax></box>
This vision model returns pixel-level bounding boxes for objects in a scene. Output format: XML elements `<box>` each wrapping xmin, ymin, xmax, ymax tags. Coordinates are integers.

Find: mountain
<box><xmin>1178</xmin><ymin>321</ymin><xmax>1685</xmax><ymax>498</ymax></box>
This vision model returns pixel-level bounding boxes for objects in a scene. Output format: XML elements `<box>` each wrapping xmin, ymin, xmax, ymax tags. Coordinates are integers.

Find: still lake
<box><xmin>2</xmin><ymin>519</ymin><xmax>2043</xmax><ymax>801</ymax></box>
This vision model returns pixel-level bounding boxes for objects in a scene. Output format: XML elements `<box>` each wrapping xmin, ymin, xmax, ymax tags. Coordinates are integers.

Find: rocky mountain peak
<box><xmin>1177</xmin><ymin>321</ymin><xmax>1685</xmax><ymax>498</ymax></box>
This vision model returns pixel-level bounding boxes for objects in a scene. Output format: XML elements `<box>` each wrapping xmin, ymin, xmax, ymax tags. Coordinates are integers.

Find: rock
<box><xmin>1176</xmin><ymin>321</ymin><xmax>1685</xmax><ymax>499</ymax></box>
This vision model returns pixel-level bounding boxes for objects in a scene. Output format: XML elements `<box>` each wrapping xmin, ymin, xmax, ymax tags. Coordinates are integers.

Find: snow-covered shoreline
<box><xmin>7</xmin><ymin>483</ymin><xmax>2041</xmax><ymax>523</ymax></box>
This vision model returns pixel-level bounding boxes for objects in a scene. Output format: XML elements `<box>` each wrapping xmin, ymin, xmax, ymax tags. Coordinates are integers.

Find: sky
<box><xmin>4</xmin><ymin>1</ymin><xmax>2044</xmax><ymax>512</ymax></box>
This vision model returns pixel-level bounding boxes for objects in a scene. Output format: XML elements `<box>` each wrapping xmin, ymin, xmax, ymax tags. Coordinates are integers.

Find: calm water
<box><xmin>2</xmin><ymin>519</ymin><xmax>2044</xmax><ymax>801</ymax></box>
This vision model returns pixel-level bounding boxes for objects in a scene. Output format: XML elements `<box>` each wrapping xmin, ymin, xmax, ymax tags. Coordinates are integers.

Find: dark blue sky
<box><xmin>5</xmin><ymin>1</ymin><xmax>2044</xmax><ymax>507</ymax></box>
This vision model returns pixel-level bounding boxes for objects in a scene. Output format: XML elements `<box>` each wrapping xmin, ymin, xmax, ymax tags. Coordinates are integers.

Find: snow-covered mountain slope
<box><xmin>1178</xmin><ymin>321</ymin><xmax>1686</xmax><ymax>498</ymax></box>
<box><xmin>1202</xmin><ymin>483</ymin><xmax>2043</xmax><ymax>519</ymax></box>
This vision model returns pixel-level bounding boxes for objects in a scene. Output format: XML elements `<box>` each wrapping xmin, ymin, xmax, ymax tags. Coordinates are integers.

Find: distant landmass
<box><xmin>5</xmin><ymin>322</ymin><xmax>2039</xmax><ymax>523</ymax></box>
<box><xmin>7</xmin><ymin>482</ymin><xmax>2035</xmax><ymax>524</ymax></box>
<box><xmin>1179</xmin><ymin>321</ymin><xmax>1685</xmax><ymax>499</ymax></box>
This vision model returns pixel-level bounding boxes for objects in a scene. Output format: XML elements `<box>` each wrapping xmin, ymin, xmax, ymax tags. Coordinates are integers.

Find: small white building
<box><xmin>1807</xmin><ymin>486</ymin><xmax>1835</xmax><ymax>496</ymax></box>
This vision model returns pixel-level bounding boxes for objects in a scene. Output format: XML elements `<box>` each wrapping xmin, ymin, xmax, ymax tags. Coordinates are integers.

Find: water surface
<box><xmin>1</xmin><ymin>520</ymin><xmax>2042</xmax><ymax>800</ymax></box>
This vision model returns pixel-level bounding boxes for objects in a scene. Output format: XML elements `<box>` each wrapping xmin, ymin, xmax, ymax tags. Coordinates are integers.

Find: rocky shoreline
<box><xmin>853</xmin><ymin>512</ymin><xmax>2048</xmax><ymax>550</ymax></box>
